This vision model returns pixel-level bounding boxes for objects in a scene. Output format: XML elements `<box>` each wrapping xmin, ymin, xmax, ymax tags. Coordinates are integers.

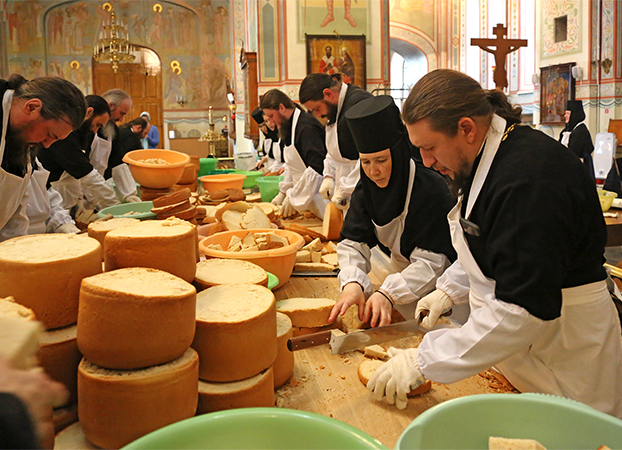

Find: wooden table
<box><xmin>273</xmin><ymin>277</ymin><xmax>516</xmax><ymax>449</ymax></box>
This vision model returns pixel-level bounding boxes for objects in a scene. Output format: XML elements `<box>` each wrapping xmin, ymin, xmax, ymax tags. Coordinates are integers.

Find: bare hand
<box><xmin>329</xmin><ymin>282</ymin><xmax>365</xmax><ymax>323</ymax></box>
<box><xmin>0</xmin><ymin>356</ymin><xmax>68</xmax><ymax>446</ymax></box>
<box><xmin>364</xmin><ymin>292</ymin><xmax>393</xmax><ymax>328</ymax></box>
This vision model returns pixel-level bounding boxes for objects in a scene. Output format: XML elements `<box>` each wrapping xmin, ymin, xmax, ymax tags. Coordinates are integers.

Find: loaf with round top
<box><xmin>38</xmin><ymin>324</ymin><xmax>81</xmax><ymax>406</ymax></box>
<box><xmin>197</xmin><ymin>366</ymin><xmax>275</xmax><ymax>414</ymax></box>
<box><xmin>87</xmin><ymin>217</ymin><xmax>140</xmax><ymax>259</ymax></box>
<box><xmin>275</xmin><ymin>297</ymin><xmax>336</xmax><ymax>327</ymax></box>
<box><xmin>192</xmin><ymin>284</ymin><xmax>277</xmax><ymax>382</ymax></box>
<box><xmin>78</xmin><ymin>348</ymin><xmax>199</xmax><ymax>449</ymax></box>
<box><xmin>194</xmin><ymin>258</ymin><xmax>268</xmax><ymax>291</ymax></box>
<box><xmin>274</xmin><ymin>312</ymin><xmax>294</xmax><ymax>388</ymax></box>
<box><xmin>78</xmin><ymin>267</ymin><xmax>196</xmax><ymax>370</ymax></box>
<box><xmin>0</xmin><ymin>234</ymin><xmax>101</xmax><ymax>329</ymax></box>
<box><xmin>104</xmin><ymin>217</ymin><xmax>197</xmax><ymax>282</ymax></box>
<box><xmin>0</xmin><ymin>296</ymin><xmax>36</xmax><ymax>321</ymax></box>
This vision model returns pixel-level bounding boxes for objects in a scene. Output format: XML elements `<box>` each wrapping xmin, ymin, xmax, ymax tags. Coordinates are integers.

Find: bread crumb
<box><xmin>340</xmin><ymin>375</ymin><xmax>346</xmax><ymax>380</ymax></box>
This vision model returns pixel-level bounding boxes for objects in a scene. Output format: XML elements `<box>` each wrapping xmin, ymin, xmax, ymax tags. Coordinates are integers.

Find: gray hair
<box><xmin>9</xmin><ymin>74</ymin><xmax>86</xmax><ymax>129</ymax></box>
<box><xmin>101</xmin><ymin>88</ymin><xmax>131</xmax><ymax>107</ymax></box>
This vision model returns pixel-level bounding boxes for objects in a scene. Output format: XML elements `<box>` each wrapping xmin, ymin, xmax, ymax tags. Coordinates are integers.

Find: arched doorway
<box><xmin>92</xmin><ymin>46</ymin><xmax>163</xmax><ymax>148</ymax></box>
<box><xmin>390</xmin><ymin>38</ymin><xmax>427</xmax><ymax>109</ymax></box>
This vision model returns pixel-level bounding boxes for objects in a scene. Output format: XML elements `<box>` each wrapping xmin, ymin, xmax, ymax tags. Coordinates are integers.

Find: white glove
<box><xmin>415</xmin><ymin>289</ymin><xmax>454</xmax><ymax>329</ymax></box>
<box><xmin>272</xmin><ymin>191</ymin><xmax>286</xmax><ymax>206</ymax></box>
<box><xmin>367</xmin><ymin>347</ymin><xmax>426</xmax><ymax>410</ymax></box>
<box><xmin>319</xmin><ymin>177</ymin><xmax>335</xmax><ymax>200</ymax></box>
<box><xmin>281</xmin><ymin>196</ymin><xmax>296</xmax><ymax>217</ymax></box>
<box><xmin>56</xmin><ymin>223</ymin><xmax>80</xmax><ymax>234</ymax></box>
<box><xmin>331</xmin><ymin>190</ymin><xmax>350</xmax><ymax>210</ymax></box>
<box><xmin>124</xmin><ymin>194</ymin><xmax>142</xmax><ymax>203</ymax></box>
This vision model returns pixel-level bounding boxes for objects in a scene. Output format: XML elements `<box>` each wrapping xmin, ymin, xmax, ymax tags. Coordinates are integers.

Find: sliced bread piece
<box><xmin>276</xmin><ymin>297</ymin><xmax>336</xmax><ymax>327</ymax></box>
<box><xmin>241</xmin><ymin>205</ymin><xmax>271</xmax><ymax>229</ymax></box>
<box><xmin>195</xmin><ymin>259</ymin><xmax>268</xmax><ymax>290</ymax></box>
<box><xmin>357</xmin><ymin>359</ymin><xmax>432</xmax><ymax>396</ymax></box>
<box><xmin>322</xmin><ymin>202</ymin><xmax>343</xmax><ymax>241</ymax></box>
<box><xmin>294</xmin><ymin>262</ymin><xmax>336</xmax><ymax>272</ymax></box>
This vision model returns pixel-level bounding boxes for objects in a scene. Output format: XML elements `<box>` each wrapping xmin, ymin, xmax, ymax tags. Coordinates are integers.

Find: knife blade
<box><xmin>286</xmin><ymin>309</ymin><xmax>452</xmax><ymax>353</ymax></box>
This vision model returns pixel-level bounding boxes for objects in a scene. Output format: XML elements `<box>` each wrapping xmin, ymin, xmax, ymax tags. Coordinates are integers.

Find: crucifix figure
<box><xmin>471</xmin><ymin>24</ymin><xmax>528</xmax><ymax>90</ymax></box>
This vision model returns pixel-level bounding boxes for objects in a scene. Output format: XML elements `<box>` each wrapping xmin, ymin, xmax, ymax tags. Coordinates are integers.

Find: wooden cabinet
<box><xmin>240</xmin><ymin>49</ymin><xmax>259</xmax><ymax>147</ymax></box>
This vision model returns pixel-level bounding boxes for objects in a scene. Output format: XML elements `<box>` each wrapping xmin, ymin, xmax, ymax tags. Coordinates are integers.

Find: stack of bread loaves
<box><xmin>192</xmin><ymin>284</ymin><xmax>280</xmax><ymax>413</ymax></box>
<box><xmin>0</xmin><ymin>234</ymin><xmax>103</xmax><ymax>437</ymax></box>
<box><xmin>173</xmin><ymin>163</ymin><xmax>199</xmax><ymax>193</ymax></box>
<box><xmin>140</xmin><ymin>185</ymin><xmax>174</xmax><ymax>202</ymax></box>
<box><xmin>76</xmin><ymin>267</ymin><xmax>199</xmax><ymax>449</ymax></box>
<box><xmin>150</xmin><ymin>188</ymin><xmax>198</xmax><ymax>223</ymax></box>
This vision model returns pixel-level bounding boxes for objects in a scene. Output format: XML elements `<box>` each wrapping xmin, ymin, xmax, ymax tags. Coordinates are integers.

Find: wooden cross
<box><xmin>471</xmin><ymin>24</ymin><xmax>528</xmax><ymax>90</ymax></box>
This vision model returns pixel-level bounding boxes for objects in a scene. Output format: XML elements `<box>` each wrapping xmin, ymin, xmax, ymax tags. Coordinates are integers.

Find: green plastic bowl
<box><xmin>208</xmin><ymin>169</ymin><xmax>235</xmax><ymax>175</ymax></box>
<box><xmin>198</xmin><ymin>158</ymin><xmax>218</xmax><ymax>177</ymax></box>
<box><xmin>123</xmin><ymin>407</ymin><xmax>388</xmax><ymax>450</ymax></box>
<box><xmin>257</xmin><ymin>176</ymin><xmax>284</xmax><ymax>202</ymax></box>
<box><xmin>97</xmin><ymin>201</ymin><xmax>156</xmax><ymax>220</ymax></box>
<box><xmin>234</xmin><ymin>170</ymin><xmax>265</xmax><ymax>189</ymax></box>
<box><xmin>267</xmin><ymin>272</ymin><xmax>279</xmax><ymax>290</ymax></box>
<box><xmin>395</xmin><ymin>393</ymin><xmax>622</xmax><ymax>450</ymax></box>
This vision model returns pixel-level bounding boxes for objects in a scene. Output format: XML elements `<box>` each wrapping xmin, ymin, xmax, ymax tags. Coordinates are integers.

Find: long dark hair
<box><xmin>402</xmin><ymin>69</ymin><xmax>522</xmax><ymax>135</ymax></box>
<box><xmin>299</xmin><ymin>73</ymin><xmax>340</xmax><ymax>103</ymax></box>
<box><xmin>9</xmin><ymin>74</ymin><xmax>86</xmax><ymax>130</ymax></box>
<box><xmin>85</xmin><ymin>94</ymin><xmax>111</xmax><ymax>117</ymax></box>
<box><xmin>260</xmin><ymin>89</ymin><xmax>298</xmax><ymax>111</ymax></box>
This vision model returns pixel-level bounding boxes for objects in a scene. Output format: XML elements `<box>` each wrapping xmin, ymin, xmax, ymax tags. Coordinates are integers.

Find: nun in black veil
<box><xmin>328</xmin><ymin>96</ymin><xmax>457</xmax><ymax>328</ymax></box>
<box><xmin>559</xmin><ymin>100</ymin><xmax>595</xmax><ymax>183</ymax></box>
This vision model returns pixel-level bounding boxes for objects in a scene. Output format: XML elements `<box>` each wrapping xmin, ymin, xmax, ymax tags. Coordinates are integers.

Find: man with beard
<box><xmin>97</xmin><ymin>89</ymin><xmax>140</xmax><ymax>203</ymax></box>
<box><xmin>260</xmin><ymin>89</ymin><xmax>328</xmax><ymax>219</ymax></box>
<box><xmin>118</xmin><ymin>116</ymin><xmax>151</xmax><ymax>157</ymax></box>
<box><xmin>367</xmin><ymin>69</ymin><xmax>622</xmax><ymax>418</ymax></box>
<box><xmin>299</xmin><ymin>72</ymin><xmax>373</xmax><ymax>210</ymax></box>
<box><xmin>38</xmin><ymin>95</ymin><xmax>120</xmax><ymax>212</ymax></box>
<box><xmin>251</xmin><ymin>107</ymin><xmax>284</xmax><ymax>173</ymax></box>
<box><xmin>0</xmin><ymin>74</ymin><xmax>86</xmax><ymax>241</ymax></box>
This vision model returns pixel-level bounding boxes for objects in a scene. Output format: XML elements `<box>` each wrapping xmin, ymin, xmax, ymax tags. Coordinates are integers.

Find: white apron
<box><xmin>51</xmin><ymin>170</ymin><xmax>83</xmax><ymax>210</ymax></box>
<box><xmin>89</xmin><ymin>134</ymin><xmax>112</xmax><ymax>176</ymax></box>
<box><xmin>283</xmin><ymin>108</ymin><xmax>328</xmax><ymax>219</ymax></box>
<box><xmin>25</xmin><ymin>162</ymin><xmax>52</xmax><ymax>234</ymax></box>
<box><xmin>325</xmin><ymin>84</ymin><xmax>359</xmax><ymax>196</ymax></box>
<box><xmin>372</xmin><ymin>159</ymin><xmax>415</xmax><ymax>318</ymax></box>
<box><xmin>0</xmin><ymin>90</ymin><xmax>32</xmax><ymax>231</ymax></box>
<box><xmin>428</xmin><ymin>115</ymin><xmax>622</xmax><ymax>417</ymax></box>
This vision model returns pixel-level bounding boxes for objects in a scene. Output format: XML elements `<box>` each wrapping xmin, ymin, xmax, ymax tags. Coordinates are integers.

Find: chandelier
<box><xmin>93</xmin><ymin>3</ymin><xmax>135</xmax><ymax>73</ymax></box>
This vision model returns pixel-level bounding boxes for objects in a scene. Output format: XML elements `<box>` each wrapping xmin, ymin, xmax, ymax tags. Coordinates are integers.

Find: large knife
<box><xmin>287</xmin><ymin>310</ymin><xmax>451</xmax><ymax>355</ymax></box>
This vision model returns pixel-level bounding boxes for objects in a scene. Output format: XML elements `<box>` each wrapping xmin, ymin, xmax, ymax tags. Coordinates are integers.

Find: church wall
<box><xmin>2</xmin><ymin>0</ymin><xmax>234</xmax><ymax>149</ymax></box>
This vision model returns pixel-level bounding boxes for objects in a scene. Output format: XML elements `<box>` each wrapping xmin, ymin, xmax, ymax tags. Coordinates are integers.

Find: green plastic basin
<box><xmin>257</xmin><ymin>176</ymin><xmax>284</xmax><ymax>202</ymax></box>
<box><xmin>395</xmin><ymin>393</ymin><xmax>622</xmax><ymax>450</ymax></box>
<box><xmin>267</xmin><ymin>272</ymin><xmax>279</xmax><ymax>290</ymax></box>
<box><xmin>123</xmin><ymin>407</ymin><xmax>388</xmax><ymax>450</ymax></box>
<box><xmin>97</xmin><ymin>201</ymin><xmax>156</xmax><ymax>220</ymax></box>
<box><xmin>234</xmin><ymin>170</ymin><xmax>265</xmax><ymax>189</ymax></box>
<box><xmin>198</xmin><ymin>158</ymin><xmax>218</xmax><ymax>177</ymax></box>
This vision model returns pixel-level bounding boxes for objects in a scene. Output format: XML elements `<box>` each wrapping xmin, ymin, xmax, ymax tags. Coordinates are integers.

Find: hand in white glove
<box><xmin>415</xmin><ymin>289</ymin><xmax>454</xmax><ymax>329</ymax></box>
<box><xmin>123</xmin><ymin>194</ymin><xmax>142</xmax><ymax>203</ymax></box>
<box><xmin>367</xmin><ymin>347</ymin><xmax>426</xmax><ymax>410</ymax></box>
<box><xmin>56</xmin><ymin>223</ymin><xmax>80</xmax><ymax>234</ymax></box>
<box><xmin>319</xmin><ymin>177</ymin><xmax>335</xmax><ymax>200</ymax></box>
<box><xmin>331</xmin><ymin>190</ymin><xmax>350</xmax><ymax>210</ymax></box>
<box><xmin>272</xmin><ymin>192</ymin><xmax>286</xmax><ymax>206</ymax></box>
<box><xmin>281</xmin><ymin>196</ymin><xmax>296</xmax><ymax>217</ymax></box>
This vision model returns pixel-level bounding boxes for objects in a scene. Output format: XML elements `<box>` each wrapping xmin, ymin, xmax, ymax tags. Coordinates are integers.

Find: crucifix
<box><xmin>471</xmin><ymin>24</ymin><xmax>528</xmax><ymax>90</ymax></box>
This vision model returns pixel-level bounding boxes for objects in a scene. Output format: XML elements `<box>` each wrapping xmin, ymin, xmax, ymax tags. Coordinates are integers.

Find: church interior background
<box><xmin>0</xmin><ymin>0</ymin><xmax>620</xmax><ymax>155</ymax></box>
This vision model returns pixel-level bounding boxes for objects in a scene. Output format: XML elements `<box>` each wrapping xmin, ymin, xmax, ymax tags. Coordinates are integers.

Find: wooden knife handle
<box><xmin>287</xmin><ymin>330</ymin><xmax>332</xmax><ymax>352</ymax></box>
<box><xmin>417</xmin><ymin>308</ymin><xmax>453</xmax><ymax>321</ymax></box>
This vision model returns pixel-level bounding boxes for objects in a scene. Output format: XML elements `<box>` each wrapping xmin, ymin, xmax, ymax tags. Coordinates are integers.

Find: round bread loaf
<box><xmin>53</xmin><ymin>422</ymin><xmax>96</xmax><ymax>450</ymax></box>
<box><xmin>275</xmin><ymin>297</ymin><xmax>336</xmax><ymax>328</ymax></box>
<box><xmin>78</xmin><ymin>267</ymin><xmax>196</xmax><ymax>370</ymax></box>
<box><xmin>87</xmin><ymin>218</ymin><xmax>140</xmax><ymax>259</ymax></box>
<box><xmin>194</xmin><ymin>258</ymin><xmax>269</xmax><ymax>291</ymax></box>
<box><xmin>197</xmin><ymin>367</ymin><xmax>275</xmax><ymax>414</ymax></box>
<box><xmin>0</xmin><ymin>296</ymin><xmax>36</xmax><ymax>321</ymax></box>
<box><xmin>274</xmin><ymin>312</ymin><xmax>294</xmax><ymax>388</ymax></box>
<box><xmin>192</xmin><ymin>284</ymin><xmax>277</xmax><ymax>382</ymax></box>
<box><xmin>78</xmin><ymin>348</ymin><xmax>199</xmax><ymax>449</ymax></box>
<box><xmin>0</xmin><ymin>234</ymin><xmax>101</xmax><ymax>329</ymax></box>
<box><xmin>104</xmin><ymin>217</ymin><xmax>197</xmax><ymax>282</ymax></box>
<box><xmin>38</xmin><ymin>324</ymin><xmax>81</xmax><ymax>406</ymax></box>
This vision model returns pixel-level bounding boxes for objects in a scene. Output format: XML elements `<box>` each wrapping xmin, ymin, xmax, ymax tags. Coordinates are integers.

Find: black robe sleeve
<box><xmin>294</xmin><ymin>112</ymin><xmax>326</xmax><ymax>175</ymax></box>
<box><xmin>339</xmin><ymin>179</ymin><xmax>380</xmax><ymax>249</ymax></box>
<box><xmin>0</xmin><ymin>393</ymin><xmax>38</xmax><ymax>449</ymax></box>
<box><xmin>38</xmin><ymin>132</ymin><xmax>93</xmax><ymax>185</ymax></box>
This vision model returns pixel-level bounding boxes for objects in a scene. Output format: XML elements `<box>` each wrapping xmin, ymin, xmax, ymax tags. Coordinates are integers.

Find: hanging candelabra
<box><xmin>93</xmin><ymin>3</ymin><xmax>135</xmax><ymax>73</ymax></box>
